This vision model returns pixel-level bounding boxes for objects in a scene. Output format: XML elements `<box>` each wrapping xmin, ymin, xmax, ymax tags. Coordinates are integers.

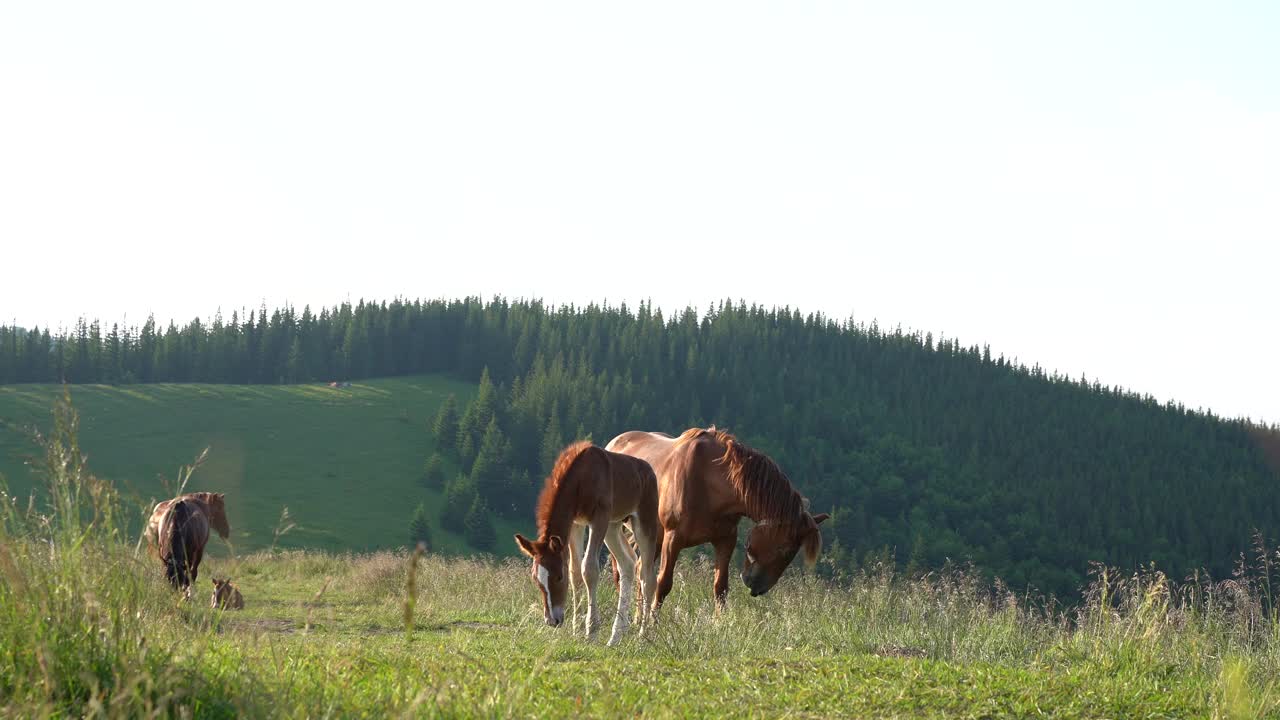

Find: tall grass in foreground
<box><xmin>0</xmin><ymin>391</ymin><xmax>231</xmax><ymax>716</ymax></box>
<box><xmin>2</xmin><ymin>392</ymin><xmax>1279</xmax><ymax>717</ymax></box>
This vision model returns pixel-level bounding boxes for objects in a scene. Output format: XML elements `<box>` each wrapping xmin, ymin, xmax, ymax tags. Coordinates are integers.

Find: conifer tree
<box><xmin>440</xmin><ymin>474</ymin><xmax>475</xmax><ymax>533</ymax></box>
<box><xmin>505</xmin><ymin>468</ymin><xmax>533</xmax><ymax>518</ymax></box>
<box><xmin>421</xmin><ymin>454</ymin><xmax>446</xmax><ymax>490</ymax></box>
<box><xmin>410</xmin><ymin>503</ymin><xmax>432</xmax><ymax>549</ymax></box>
<box><xmin>539</xmin><ymin>410</ymin><xmax>564</xmax><ymax>475</ymax></box>
<box><xmin>432</xmin><ymin>395</ymin><xmax>459</xmax><ymax>456</ymax></box>
<box><xmin>464</xmin><ymin>496</ymin><xmax>495</xmax><ymax>551</ymax></box>
<box><xmin>470</xmin><ymin>418</ymin><xmax>510</xmax><ymax>505</ymax></box>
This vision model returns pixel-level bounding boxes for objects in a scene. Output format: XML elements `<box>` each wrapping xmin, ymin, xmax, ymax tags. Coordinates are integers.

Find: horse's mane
<box><xmin>536</xmin><ymin>441</ymin><xmax>594</xmax><ymax>537</ymax></box>
<box><xmin>686</xmin><ymin>428</ymin><xmax>808</xmax><ymax>526</ymax></box>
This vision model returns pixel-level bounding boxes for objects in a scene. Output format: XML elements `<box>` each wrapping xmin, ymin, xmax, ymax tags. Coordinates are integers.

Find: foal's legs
<box><xmin>602</xmin><ymin>522</ymin><xmax>638</xmax><ymax>646</ymax></box>
<box><xmin>581</xmin><ymin>519</ymin><xmax>607</xmax><ymax>638</ymax></box>
<box><xmin>567</xmin><ymin>525</ymin><xmax>587</xmax><ymax>633</ymax></box>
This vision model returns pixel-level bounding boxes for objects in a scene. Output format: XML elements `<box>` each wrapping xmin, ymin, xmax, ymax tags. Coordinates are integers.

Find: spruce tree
<box><xmin>505</xmin><ymin>468</ymin><xmax>533</xmax><ymax>518</ymax></box>
<box><xmin>539</xmin><ymin>411</ymin><xmax>564</xmax><ymax>474</ymax></box>
<box><xmin>456</xmin><ymin>402</ymin><xmax>481</xmax><ymax>469</ymax></box>
<box><xmin>432</xmin><ymin>395</ymin><xmax>459</xmax><ymax>457</ymax></box>
<box><xmin>420</xmin><ymin>453</ymin><xmax>446</xmax><ymax>490</ymax></box>
<box><xmin>410</xmin><ymin>503</ymin><xmax>432</xmax><ymax>549</ymax></box>
<box><xmin>470</xmin><ymin>418</ymin><xmax>510</xmax><ymax>504</ymax></box>
<box><xmin>440</xmin><ymin>474</ymin><xmax>475</xmax><ymax>534</ymax></box>
<box><xmin>286</xmin><ymin>337</ymin><xmax>305</xmax><ymax>383</ymax></box>
<box><xmin>463</xmin><ymin>496</ymin><xmax>495</xmax><ymax>551</ymax></box>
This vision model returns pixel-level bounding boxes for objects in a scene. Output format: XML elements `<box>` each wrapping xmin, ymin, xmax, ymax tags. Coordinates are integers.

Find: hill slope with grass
<box><xmin>0</xmin><ymin>376</ymin><xmax>485</xmax><ymax>553</ymax></box>
<box><xmin>5</xmin><ymin>297</ymin><xmax>1280</xmax><ymax>598</ymax></box>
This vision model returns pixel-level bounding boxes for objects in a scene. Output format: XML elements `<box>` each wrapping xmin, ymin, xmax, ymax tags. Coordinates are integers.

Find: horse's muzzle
<box><xmin>743</xmin><ymin>572</ymin><xmax>775</xmax><ymax>597</ymax></box>
<box><xmin>547</xmin><ymin>607</ymin><xmax>565</xmax><ymax>627</ymax></box>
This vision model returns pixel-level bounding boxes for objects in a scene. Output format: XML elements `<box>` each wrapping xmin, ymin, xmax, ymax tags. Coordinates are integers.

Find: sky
<box><xmin>1</xmin><ymin>2</ymin><xmax>1277</xmax><ymax>423</ymax></box>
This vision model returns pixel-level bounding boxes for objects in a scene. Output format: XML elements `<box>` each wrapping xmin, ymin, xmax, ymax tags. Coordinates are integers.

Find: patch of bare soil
<box><xmin>225</xmin><ymin>618</ymin><xmax>296</xmax><ymax>634</ymax></box>
<box><xmin>874</xmin><ymin>644</ymin><xmax>928</xmax><ymax>659</ymax></box>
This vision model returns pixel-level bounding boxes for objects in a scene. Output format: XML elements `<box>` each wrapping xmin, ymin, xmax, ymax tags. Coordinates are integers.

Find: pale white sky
<box><xmin>1</xmin><ymin>3</ymin><xmax>1277</xmax><ymax>423</ymax></box>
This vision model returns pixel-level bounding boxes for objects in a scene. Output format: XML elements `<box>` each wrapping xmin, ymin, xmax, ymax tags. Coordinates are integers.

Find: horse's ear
<box><xmin>514</xmin><ymin>534</ymin><xmax>537</xmax><ymax>557</ymax></box>
<box><xmin>811</xmin><ymin>512</ymin><xmax>830</xmax><ymax>526</ymax></box>
<box><xmin>547</xmin><ymin>536</ymin><xmax>564</xmax><ymax>554</ymax></box>
<box><xmin>802</xmin><ymin>525</ymin><xmax>823</xmax><ymax>568</ymax></box>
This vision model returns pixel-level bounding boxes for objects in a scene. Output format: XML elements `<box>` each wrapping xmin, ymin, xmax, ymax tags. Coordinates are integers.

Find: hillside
<box><xmin>0</xmin><ymin>377</ymin><xmax>481</xmax><ymax>553</ymax></box>
<box><xmin>7</xmin><ymin>404</ymin><xmax>1279</xmax><ymax>718</ymax></box>
<box><xmin>3</xmin><ymin>297</ymin><xmax>1280</xmax><ymax>599</ymax></box>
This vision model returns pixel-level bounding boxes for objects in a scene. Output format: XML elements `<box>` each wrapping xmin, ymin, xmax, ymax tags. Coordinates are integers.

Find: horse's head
<box><xmin>203</xmin><ymin>493</ymin><xmax>230</xmax><ymax>539</ymax></box>
<box><xmin>514</xmin><ymin>533</ymin><xmax>568</xmax><ymax>627</ymax></box>
<box><xmin>741</xmin><ymin>511</ymin><xmax>829</xmax><ymax>596</ymax></box>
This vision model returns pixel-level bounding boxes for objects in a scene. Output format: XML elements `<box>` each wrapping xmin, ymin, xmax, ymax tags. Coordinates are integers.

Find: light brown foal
<box><xmin>515</xmin><ymin>441</ymin><xmax>661</xmax><ymax>645</ymax></box>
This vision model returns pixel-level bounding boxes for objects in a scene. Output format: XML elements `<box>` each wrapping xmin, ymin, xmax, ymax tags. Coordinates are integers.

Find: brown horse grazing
<box><xmin>606</xmin><ymin>428</ymin><xmax>829</xmax><ymax>607</ymax></box>
<box><xmin>145</xmin><ymin>492</ymin><xmax>230</xmax><ymax>599</ymax></box>
<box><xmin>514</xmin><ymin>441</ymin><xmax>661</xmax><ymax>646</ymax></box>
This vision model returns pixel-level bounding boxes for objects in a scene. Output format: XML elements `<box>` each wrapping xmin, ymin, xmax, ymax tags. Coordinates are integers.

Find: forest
<box><xmin>2</xmin><ymin>297</ymin><xmax>1277</xmax><ymax>598</ymax></box>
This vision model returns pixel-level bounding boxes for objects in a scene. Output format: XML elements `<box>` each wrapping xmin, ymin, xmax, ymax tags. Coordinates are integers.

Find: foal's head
<box><xmin>741</xmin><ymin>511</ymin><xmax>830</xmax><ymax>596</ymax></box>
<box><xmin>513</xmin><ymin>533</ymin><xmax>567</xmax><ymax>627</ymax></box>
<box><xmin>210</xmin><ymin>577</ymin><xmax>243</xmax><ymax>610</ymax></box>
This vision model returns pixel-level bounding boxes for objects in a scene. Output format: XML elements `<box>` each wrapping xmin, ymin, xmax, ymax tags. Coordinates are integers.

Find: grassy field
<box><xmin>0</xmin><ymin>377</ymin><xmax>485</xmax><ymax>554</ymax></box>
<box><xmin>6</xmin><ymin>532</ymin><xmax>1279</xmax><ymax>717</ymax></box>
<box><xmin>4</xmin><ymin>392</ymin><xmax>1280</xmax><ymax>718</ymax></box>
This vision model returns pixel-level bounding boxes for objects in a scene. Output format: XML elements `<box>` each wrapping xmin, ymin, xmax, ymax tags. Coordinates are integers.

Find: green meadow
<box><xmin>0</xmin><ymin>377</ymin><xmax>484</xmax><ymax>554</ymax></box>
<box><xmin>2</xmin><ymin>394</ymin><xmax>1279</xmax><ymax>718</ymax></box>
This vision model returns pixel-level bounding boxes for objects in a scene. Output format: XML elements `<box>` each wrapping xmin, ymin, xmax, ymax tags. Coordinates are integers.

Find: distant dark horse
<box><xmin>146</xmin><ymin>492</ymin><xmax>230</xmax><ymax>599</ymax></box>
<box><xmin>606</xmin><ymin>428</ymin><xmax>828</xmax><ymax>608</ymax></box>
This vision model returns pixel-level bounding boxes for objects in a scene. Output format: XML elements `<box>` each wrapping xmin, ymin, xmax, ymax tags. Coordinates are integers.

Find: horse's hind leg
<box><xmin>602</xmin><ymin>522</ymin><xmax>638</xmax><ymax>646</ymax></box>
<box><xmin>187</xmin><ymin>545</ymin><xmax>205</xmax><ymax>602</ymax></box>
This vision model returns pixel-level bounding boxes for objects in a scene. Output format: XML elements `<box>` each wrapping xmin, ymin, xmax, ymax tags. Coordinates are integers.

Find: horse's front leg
<box><xmin>581</xmin><ymin>519</ymin><xmax>607</xmax><ymax>639</ymax></box>
<box><xmin>655</xmin><ymin>529</ymin><xmax>682</xmax><ymax>613</ymax></box>
<box><xmin>629</xmin><ymin>518</ymin><xmax>661</xmax><ymax>632</ymax></box>
<box><xmin>602</xmin><ymin>523</ymin><xmax>638</xmax><ymax>646</ymax></box>
<box><xmin>712</xmin><ymin>531</ymin><xmax>737</xmax><ymax>612</ymax></box>
<box><xmin>567</xmin><ymin>525</ymin><xmax>587</xmax><ymax>634</ymax></box>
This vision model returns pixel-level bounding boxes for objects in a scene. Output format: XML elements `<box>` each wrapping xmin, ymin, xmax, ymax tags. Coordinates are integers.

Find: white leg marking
<box><xmin>569</xmin><ymin>525</ymin><xmax>586</xmax><ymax>633</ymax></box>
<box><xmin>604</xmin><ymin>523</ymin><xmax>637</xmax><ymax>646</ymax></box>
<box><xmin>582</xmin><ymin>523</ymin><xmax>604</xmax><ymax>638</ymax></box>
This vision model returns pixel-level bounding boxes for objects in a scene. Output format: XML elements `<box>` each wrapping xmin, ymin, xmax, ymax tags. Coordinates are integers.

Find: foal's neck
<box><xmin>539</xmin><ymin>472</ymin><xmax>580</xmax><ymax>543</ymax></box>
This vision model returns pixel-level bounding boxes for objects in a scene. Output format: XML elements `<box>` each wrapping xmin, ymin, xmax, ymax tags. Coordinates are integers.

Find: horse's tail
<box><xmin>161</xmin><ymin>500</ymin><xmax>192</xmax><ymax>588</ymax></box>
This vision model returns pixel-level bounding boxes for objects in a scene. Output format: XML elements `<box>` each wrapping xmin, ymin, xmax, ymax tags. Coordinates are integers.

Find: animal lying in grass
<box><xmin>514</xmin><ymin>441</ymin><xmax>661</xmax><ymax>646</ymax></box>
<box><xmin>144</xmin><ymin>492</ymin><xmax>231</xmax><ymax>599</ymax></box>
<box><xmin>210</xmin><ymin>578</ymin><xmax>245</xmax><ymax>610</ymax></box>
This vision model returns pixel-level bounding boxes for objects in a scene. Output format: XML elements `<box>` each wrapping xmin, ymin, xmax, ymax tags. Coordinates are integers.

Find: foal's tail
<box><xmin>161</xmin><ymin>500</ymin><xmax>193</xmax><ymax>588</ymax></box>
